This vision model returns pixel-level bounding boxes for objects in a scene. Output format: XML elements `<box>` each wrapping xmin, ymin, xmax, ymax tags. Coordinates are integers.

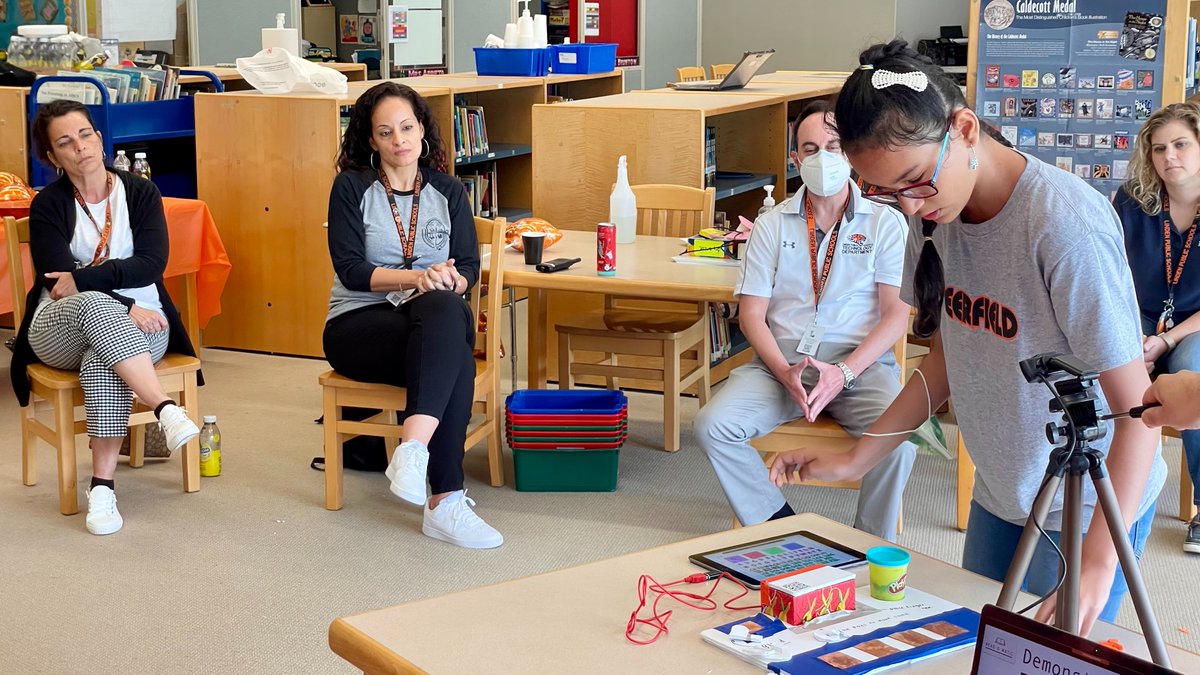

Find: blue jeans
<box><xmin>962</xmin><ymin>501</ymin><xmax>1155</xmax><ymax>623</ymax></box>
<box><xmin>1143</xmin><ymin>316</ymin><xmax>1200</xmax><ymax>506</ymax></box>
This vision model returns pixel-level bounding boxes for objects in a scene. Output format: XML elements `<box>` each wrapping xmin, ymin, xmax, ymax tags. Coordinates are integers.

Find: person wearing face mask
<box><xmin>1113</xmin><ymin>102</ymin><xmax>1200</xmax><ymax>554</ymax></box>
<box><xmin>693</xmin><ymin>99</ymin><xmax>916</xmax><ymax>541</ymax></box>
<box><xmin>769</xmin><ymin>41</ymin><xmax>1162</xmax><ymax>636</ymax></box>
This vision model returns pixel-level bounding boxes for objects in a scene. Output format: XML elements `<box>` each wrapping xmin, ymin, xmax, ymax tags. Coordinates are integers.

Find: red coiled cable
<box><xmin>625</xmin><ymin>572</ymin><xmax>760</xmax><ymax>645</ymax></box>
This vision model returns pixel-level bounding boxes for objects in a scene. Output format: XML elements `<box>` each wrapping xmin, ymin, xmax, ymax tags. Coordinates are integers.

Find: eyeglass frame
<box><xmin>861</xmin><ymin>122</ymin><xmax>954</xmax><ymax>205</ymax></box>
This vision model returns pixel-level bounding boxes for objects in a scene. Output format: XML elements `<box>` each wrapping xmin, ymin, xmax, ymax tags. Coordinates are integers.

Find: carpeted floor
<box><xmin>0</xmin><ymin>315</ymin><xmax>1197</xmax><ymax>674</ymax></box>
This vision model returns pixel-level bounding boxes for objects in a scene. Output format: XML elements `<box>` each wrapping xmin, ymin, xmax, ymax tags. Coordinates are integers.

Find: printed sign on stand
<box><xmin>974</xmin><ymin>0</ymin><xmax>1168</xmax><ymax>197</ymax></box>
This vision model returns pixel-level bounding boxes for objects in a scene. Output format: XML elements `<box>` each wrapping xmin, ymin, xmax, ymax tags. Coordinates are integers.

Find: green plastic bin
<box><xmin>513</xmin><ymin>446</ymin><xmax>619</xmax><ymax>492</ymax></box>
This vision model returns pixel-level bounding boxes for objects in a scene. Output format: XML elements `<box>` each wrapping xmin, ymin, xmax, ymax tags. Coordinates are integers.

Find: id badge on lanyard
<box><xmin>796</xmin><ymin>194</ymin><xmax>847</xmax><ymax>356</ymax></box>
<box><xmin>1159</xmin><ymin>194</ymin><xmax>1199</xmax><ymax>333</ymax></box>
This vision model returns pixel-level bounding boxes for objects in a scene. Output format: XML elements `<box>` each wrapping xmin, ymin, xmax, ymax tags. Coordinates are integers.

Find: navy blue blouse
<box><xmin>1114</xmin><ymin>186</ymin><xmax>1200</xmax><ymax>329</ymax></box>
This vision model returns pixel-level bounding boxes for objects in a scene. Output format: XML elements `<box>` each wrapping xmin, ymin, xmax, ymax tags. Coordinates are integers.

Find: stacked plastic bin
<box><xmin>505</xmin><ymin>389</ymin><xmax>628</xmax><ymax>492</ymax></box>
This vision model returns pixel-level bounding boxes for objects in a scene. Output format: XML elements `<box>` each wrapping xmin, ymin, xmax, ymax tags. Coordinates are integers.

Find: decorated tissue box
<box><xmin>760</xmin><ymin>564</ymin><xmax>856</xmax><ymax>626</ymax></box>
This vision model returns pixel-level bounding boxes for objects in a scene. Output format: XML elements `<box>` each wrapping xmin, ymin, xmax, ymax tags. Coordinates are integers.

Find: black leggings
<box><xmin>323</xmin><ymin>291</ymin><xmax>476</xmax><ymax>493</ymax></box>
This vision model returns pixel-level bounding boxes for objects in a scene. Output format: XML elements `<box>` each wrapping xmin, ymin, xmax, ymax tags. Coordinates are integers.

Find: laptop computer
<box><xmin>970</xmin><ymin>604</ymin><xmax>1182</xmax><ymax>675</ymax></box>
<box><xmin>669</xmin><ymin>50</ymin><xmax>774</xmax><ymax>91</ymax></box>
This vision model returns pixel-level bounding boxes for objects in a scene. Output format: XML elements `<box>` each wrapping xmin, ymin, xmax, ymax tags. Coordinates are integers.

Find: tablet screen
<box><xmin>690</xmin><ymin>531</ymin><xmax>865</xmax><ymax>587</ymax></box>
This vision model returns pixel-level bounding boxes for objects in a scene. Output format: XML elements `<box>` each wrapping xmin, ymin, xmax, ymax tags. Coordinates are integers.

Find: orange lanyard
<box><xmin>805</xmin><ymin>193</ymin><xmax>851</xmax><ymax>313</ymax></box>
<box><xmin>378</xmin><ymin>168</ymin><xmax>423</xmax><ymax>269</ymax></box>
<box><xmin>71</xmin><ymin>171</ymin><xmax>114</xmax><ymax>267</ymax></box>
<box><xmin>1159</xmin><ymin>194</ymin><xmax>1199</xmax><ymax>332</ymax></box>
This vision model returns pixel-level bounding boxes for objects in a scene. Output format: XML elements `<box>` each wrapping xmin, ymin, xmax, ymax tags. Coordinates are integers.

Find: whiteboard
<box><xmin>100</xmin><ymin>0</ymin><xmax>177</xmax><ymax>42</ymax></box>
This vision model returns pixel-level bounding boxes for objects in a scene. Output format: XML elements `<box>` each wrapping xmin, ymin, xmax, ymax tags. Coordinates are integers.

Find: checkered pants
<box><xmin>28</xmin><ymin>291</ymin><xmax>169</xmax><ymax>438</ymax></box>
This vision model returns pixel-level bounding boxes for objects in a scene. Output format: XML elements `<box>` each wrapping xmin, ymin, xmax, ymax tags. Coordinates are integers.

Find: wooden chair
<box><xmin>710</xmin><ymin>64</ymin><xmax>735</xmax><ymax>80</ymax></box>
<box><xmin>5</xmin><ymin>216</ymin><xmax>202</xmax><ymax>516</ymax></box>
<box><xmin>318</xmin><ymin>216</ymin><xmax>507</xmax><ymax>510</ymax></box>
<box><xmin>955</xmin><ymin>427</ymin><xmax>1195</xmax><ymax>531</ymax></box>
<box><xmin>676</xmin><ymin>66</ymin><xmax>706</xmax><ymax>82</ymax></box>
<box><xmin>747</xmin><ymin>339</ymin><xmax>909</xmax><ymax>533</ymax></box>
<box><xmin>554</xmin><ymin>185</ymin><xmax>715</xmax><ymax>452</ymax></box>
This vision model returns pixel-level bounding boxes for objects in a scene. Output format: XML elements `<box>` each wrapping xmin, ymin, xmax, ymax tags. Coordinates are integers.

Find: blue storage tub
<box><xmin>474</xmin><ymin>47</ymin><xmax>551</xmax><ymax>77</ymax></box>
<box><xmin>506</xmin><ymin>389</ymin><xmax>628</xmax><ymax>416</ymax></box>
<box><xmin>550</xmin><ymin>43</ymin><xmax>617</xmax><ymax>74</ymax></box>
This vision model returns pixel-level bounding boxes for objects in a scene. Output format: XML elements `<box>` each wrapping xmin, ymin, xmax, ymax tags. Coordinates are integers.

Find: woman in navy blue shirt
<box><xmin>1114</xmin><ymin>101</ymin><xmax>1200</xmax><ymax>554</ymax></box>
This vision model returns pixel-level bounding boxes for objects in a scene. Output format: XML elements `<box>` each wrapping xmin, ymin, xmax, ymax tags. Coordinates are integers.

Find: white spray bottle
<box><xmin>610</xmin><ymin>155</ymin><xmax>637</xmax><ymax>244</ymax></box>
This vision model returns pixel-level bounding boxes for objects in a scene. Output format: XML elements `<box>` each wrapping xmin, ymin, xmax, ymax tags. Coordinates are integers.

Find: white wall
<box><xmin>894</xmin><ymin>0</ymin><xmax>969</xmax><ymax>45</ymax></box>
<box><xmin>701</xmin><ymin>1</ymin><xmax>897</xmax><ymax>73</ymax></box>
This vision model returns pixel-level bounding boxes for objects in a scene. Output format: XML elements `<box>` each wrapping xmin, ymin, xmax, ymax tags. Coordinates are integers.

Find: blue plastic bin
<box><xmin>474</xmin><ymin>47</ymin><xmax>551</xmax><ymax>77</ymax></box>
<box><xmin>505</xmin><ymin>389</ymin><xmax>628</xmax><ymax>416</ymax></box>
<box><xmin>550</xmin><ymin>43</ymin><xmax>617</xmax><ymax>74</ymax></box>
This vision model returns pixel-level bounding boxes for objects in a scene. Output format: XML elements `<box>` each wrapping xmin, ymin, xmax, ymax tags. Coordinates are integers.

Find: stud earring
<box><xmin>968</xmin><ymin>146</ymin><xmax>979</xmax><ymax>171</ymax></box>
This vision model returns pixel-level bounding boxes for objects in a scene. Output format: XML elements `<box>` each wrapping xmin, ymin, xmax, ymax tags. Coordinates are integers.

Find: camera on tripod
<box><xmin>1019</xmin><ymin>352</ymin><xmax>1106</xmax><ymax>446</ymax></box>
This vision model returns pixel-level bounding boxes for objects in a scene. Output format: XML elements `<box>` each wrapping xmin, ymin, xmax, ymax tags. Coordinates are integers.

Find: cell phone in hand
<box><xmin>536</xmin><ymin>257</ymin><xmax>582</xmax><ymax>273</ymax></box>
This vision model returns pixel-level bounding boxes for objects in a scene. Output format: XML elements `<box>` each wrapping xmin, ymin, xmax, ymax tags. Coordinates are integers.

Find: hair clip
<box><xmin>858</xmin><ymin>64</ymin><xmax>875</xmax><ymax>71</ymax></box>
<box><xmin>872</xmin><ymin>69</ymin><xmax>928</xmax><ymax>92</ymax></box>
<box><xmin>923</xmin><ymin>236</ymin><xmax>934</xmax><ymax>242</ymax></box>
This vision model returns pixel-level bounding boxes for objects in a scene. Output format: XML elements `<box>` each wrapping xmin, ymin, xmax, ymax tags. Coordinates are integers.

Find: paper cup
<box><xmin>522</xmin><ymin>232</ymin><xmax>546</xmax><ymax>265</ymax></box>
<box><xmin>866</xmin><ymin>546</ymin><xmax>910</xmax><ymax>601</ymax></box>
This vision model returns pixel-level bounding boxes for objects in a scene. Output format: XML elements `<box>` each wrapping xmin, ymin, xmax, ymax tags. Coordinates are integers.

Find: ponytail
<box><xmin>912</xmin><ymin>219</ymin><xmax>944</xmax><ymax>338</ymax></box>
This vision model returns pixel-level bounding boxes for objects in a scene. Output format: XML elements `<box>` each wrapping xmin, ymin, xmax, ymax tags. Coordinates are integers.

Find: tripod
<box><xmin>996</xmin><ymin>354</ymin><xmax>1171</xmax><ymax>667</ymax></box>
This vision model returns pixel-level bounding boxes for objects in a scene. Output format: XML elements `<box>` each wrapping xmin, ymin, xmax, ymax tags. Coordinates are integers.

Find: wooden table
<box><xmin>328</xmin><ymin>513</ymin><xmax>1200</xmax><ymax>673</ymax></box>
<box><xmin>490</xmin><ymin>229</ymin><xmax>741</xmax><ymax>388</ymax></box>
<box><xmin>178</xmin><ymin>62</ymin><xmax>367</xmax><ymax>91</ymax></box>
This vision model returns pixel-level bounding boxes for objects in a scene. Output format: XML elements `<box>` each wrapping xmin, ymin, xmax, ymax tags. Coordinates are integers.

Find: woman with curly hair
<box><xmin>1114</xmin><ymin>101</ymin><xmax>1200</xmax><ymax>554</ymax></box>
<box><xmin>324</xmin><ymin>82</ymin><xmax>501</xmax><ymax>549</ymax></box>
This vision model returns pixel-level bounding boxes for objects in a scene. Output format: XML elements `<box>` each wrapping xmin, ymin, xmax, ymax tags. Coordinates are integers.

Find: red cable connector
<box><xmin>625</xmin><ymin>571</ymin><xmax>760</xmax><ymax>645</ymax></box>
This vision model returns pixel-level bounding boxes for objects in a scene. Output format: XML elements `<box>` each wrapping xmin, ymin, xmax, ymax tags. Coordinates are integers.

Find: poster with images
<box><xmin>340</xmin><ymin>14</ymin><xmax>359</xmax><ymax>44</ymax></box>
<box><xmin>389</xmin><ymin>4</ymin><xmax>408</xmax><ymax>43</ymax></box>
<box><xmin>359</xmin><ymin>14</ymin><xmax>376</xmax><ymax>44</ymax></box>
<box><xmin>975</xmin><ymin>0</ymin><xmax>1167</xmax><ymax>196</ymax></box>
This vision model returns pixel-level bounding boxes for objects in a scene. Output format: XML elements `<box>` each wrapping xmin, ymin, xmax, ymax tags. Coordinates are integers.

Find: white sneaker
<box><xmin>422</xmin><ymin>490</ymin><xmax>503</xmax><ymax>549</ymax></box>
<box><xmin>385</xmin><ymin>440</ymin><xmax>429</xmax><ymax>505</ymax></box>
<box><xmin>158</xmin><ymin>404</ymin><xmax>200</xmax><ymax>451</ymax></box>
<box><xmin>85</xmin><ymin>485</ymin><xmax>123</xmax><ymax>535</ymax></box>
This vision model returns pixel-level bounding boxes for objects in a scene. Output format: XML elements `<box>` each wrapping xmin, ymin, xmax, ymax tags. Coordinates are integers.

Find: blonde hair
<box><xmin>1126</xmin><ymin>102</ymin><xmax>1200</xmax><ymax>215</ymax></box>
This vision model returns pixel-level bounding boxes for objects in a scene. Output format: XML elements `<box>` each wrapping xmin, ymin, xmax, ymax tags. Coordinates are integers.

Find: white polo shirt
<box><xmin>735</xmin><ymin>183</ymin><xmax>906</xmax><ymax>347</ymax></box>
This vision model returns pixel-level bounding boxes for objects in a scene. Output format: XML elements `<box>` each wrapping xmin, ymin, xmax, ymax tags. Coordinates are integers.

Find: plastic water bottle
<box><xmin>199</xmin><ymin>415</ymin><xmax>222</xmax><ymax>477</ymax></box>
<box><xmin>112</xmin><ymin>149</ymin><xmax>131</xmax><ymax>173</ymax></box>
<box><xmin>758</xmin><ymin>185</ymin><xmax>776</xmax><ymax>216</ymax></box>
<box><xmin>610</xmin><ymin>155</ymin><xmax>637</xmax><ymax>244</ymax></box>
<box><xmin>131</xmin><ymin>152</ymin><xmax>151</xmax><ymax>180</ymax></box>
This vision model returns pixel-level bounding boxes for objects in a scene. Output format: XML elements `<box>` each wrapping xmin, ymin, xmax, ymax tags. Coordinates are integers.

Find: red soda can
<box><xmin>597</xmin><ymin>222</ymin><xmax>617</xmax><ymax>276</ymax></box>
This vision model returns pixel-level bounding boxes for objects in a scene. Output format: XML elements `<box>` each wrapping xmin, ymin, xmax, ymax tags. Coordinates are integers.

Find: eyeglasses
<box><xmin>862</xmin><ymin>129</ymin><xmax>951</xmax><ymax>205</ymax></box>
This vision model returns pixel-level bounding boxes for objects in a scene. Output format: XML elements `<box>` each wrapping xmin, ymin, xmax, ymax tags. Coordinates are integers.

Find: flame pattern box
<box><xmin>760</xmin><ymin>564</ymin><xmax>856</xmax><ymax>626</ymax></box>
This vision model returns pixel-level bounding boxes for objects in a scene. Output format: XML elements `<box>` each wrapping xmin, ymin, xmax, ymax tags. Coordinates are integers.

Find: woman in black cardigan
<box><xmin>11</xmin><ymin>100</ymin><xmax>201</xmax><ymax>536</ymax></box>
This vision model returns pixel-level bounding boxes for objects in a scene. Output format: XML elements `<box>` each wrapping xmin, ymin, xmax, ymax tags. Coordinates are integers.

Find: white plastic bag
<box><xmin>235</xmin><ymin>47</ymin><xmax>348</xmax><ymax>95</ymax></box>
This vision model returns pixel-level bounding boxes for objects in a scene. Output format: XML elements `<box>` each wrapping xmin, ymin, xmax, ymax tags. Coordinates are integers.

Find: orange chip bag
<box><xmin>505</xmin><ymin>217</ymin><xmax>563</xmax><ymax>252</ymax></box>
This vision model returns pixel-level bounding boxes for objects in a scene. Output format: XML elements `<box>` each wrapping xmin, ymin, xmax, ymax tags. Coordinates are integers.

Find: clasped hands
<box><xmin>45</xmin><ymin>271</ymin><xmax>166</xmax><ymax>333</ymax></box>
<box><xmin>414</xmin><ymin>259</ymin><xmax>463</xmax><ymax>294</ymax></box>
<box><xmin>778</xmin><ymin>356</ymin><xmax>847</xmax><ymax>423</ymax></box>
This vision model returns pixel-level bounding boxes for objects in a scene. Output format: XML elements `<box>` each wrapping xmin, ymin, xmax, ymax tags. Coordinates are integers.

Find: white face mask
<box><xmin>799</xmin><ymin>150</ymin><xmax>852</xmax><ymax>197</ymax></box>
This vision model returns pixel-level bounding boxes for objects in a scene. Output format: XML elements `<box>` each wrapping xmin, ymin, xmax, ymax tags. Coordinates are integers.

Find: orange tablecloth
<box><xmin>0</xmin><ymin>197</ymin><xmax>231</xmax><ymax>328</ymax></box>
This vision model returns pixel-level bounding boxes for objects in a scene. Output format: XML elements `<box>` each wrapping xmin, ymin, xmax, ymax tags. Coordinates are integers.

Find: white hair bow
<box><xmin>871</xmin><ymin>69</ymin><xmax>928</xmax><ymax>92</ymax></box>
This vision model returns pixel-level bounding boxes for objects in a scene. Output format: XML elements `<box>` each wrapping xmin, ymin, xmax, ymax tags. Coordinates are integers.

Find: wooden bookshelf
<box><xmin>194</xmin><ymin>75</ymin><xmax>545</xmax><ymax>357</ymax></box>
<box><xmin>449</xmin><ymin>70</ymin><xmax>625</xmax><ymax>101</ymax></box>
<box><xmin>0</xmin><ymin>86</ymin><xmax>29</xmax><ymax>181</ymax></box>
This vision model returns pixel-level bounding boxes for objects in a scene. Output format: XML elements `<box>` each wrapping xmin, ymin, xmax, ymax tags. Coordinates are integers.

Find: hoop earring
<box><xmin>420</xmin><ymin>138</ymin><xmax>431</xmax><ymax>159</ymax></box>
<box><xmin>55</xmin><ymin>166</ymin><xmax>64</xmax><ymax>177</ymax></box>
<box><xmin>968</xmin><ymin>146</ymin><xmax>979</xmax><ymax>171</ymax></box>
<box><xmin>369</xmin><ymin>151</ymin><xmax>379</xmax><ymax>170</ymax></box>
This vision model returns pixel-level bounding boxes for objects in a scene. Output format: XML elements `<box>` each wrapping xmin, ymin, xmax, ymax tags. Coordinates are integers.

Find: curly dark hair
<box><xmin>336</xmin><ymin>82</ymin><xmax>448</xmax><ymax>174</ymax></box>
<box><xmin>31</xmin><ymin>99</ymin><xmax>97</xmax><ymax>166</ymax></box>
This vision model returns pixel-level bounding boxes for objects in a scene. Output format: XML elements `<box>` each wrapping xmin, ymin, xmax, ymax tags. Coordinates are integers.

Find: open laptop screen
<box><xmin>971</xmin><ymin>605</ymin><xmax>1181</xmax><ymax>675</ymax></box>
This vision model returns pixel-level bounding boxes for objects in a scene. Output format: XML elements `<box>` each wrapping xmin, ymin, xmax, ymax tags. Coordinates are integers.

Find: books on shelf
<box><xmin>37</xmin><ymin>66</ymin><xmax>183</xmax><ymax>105</ymax></box>
<box><xmin>459</xmin><ymin>161</ymin><xmax>499</xmax><ymax>218</ymax></box>
<box><xmin>708</xmin><ymin>304</ymin><xmax>745</xmax><ymax>364</ymax></box>
<box><xmin>454</xmin><ymin>97</ymin><xmax>490</xmax><ymax>160</ymax></box>
<box><xmin>786</xmin><ymin>117</ymin><xmax>798</xmax><ymax>174</ymax></box>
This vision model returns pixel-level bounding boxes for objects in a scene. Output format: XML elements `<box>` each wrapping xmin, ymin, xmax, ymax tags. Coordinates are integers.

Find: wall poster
<box><xmin>974</xmin><ymin>0</ymin><xmax>1168</xmax><ymax>196</ymax></box>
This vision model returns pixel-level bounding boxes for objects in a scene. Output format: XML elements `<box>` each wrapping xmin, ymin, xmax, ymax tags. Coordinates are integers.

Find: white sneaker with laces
<box><xmin>158</xmin><ymin>404</ymin><xmax>200</xmax><ymax>451</ymax></box>
<box><xmin>385</xmin><ymin>440</ymin><xmax>429</xmax><ymax>505</ymax></box>
<box><xmin>86</xmin><ymin>485</ymin><xmax>123</xmax><ymax>535</ymax></box>
<box><xmin>422</xmin><ymin>490</ymin><xmax>503</xmax><ymax>549</ymax></box>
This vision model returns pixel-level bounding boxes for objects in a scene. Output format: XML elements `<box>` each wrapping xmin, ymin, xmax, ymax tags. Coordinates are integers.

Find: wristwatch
<box><xmin>834</xmin><ymin>361</ymin><xmax>856</xmax><ymax>390</ymax></box>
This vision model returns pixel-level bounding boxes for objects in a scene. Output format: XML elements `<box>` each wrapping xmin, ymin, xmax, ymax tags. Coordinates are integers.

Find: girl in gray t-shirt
<box><xmin>769</xmin><ymin>40</ymin><xmax>1165</xmax><ymax>636</ymax></box>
